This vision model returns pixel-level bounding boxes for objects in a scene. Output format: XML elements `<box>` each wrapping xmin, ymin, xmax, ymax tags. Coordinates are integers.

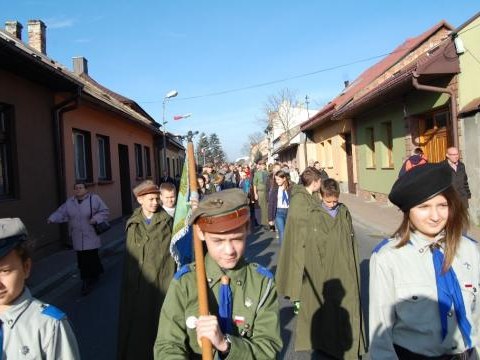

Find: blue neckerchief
<box><xmin>0</xmin><ymin>319</ymin><xmax>3</xmax><ymax>353</ymax></box>
<box><xmin>218</xmin><ymin>276</ymin><xmax>233</xmax><ymax>335</ymax></box>
<box><xmin>145</xmin><ymin>218</ymin><xmax>152</xmax><ymax>225</ymax></box>
<box><xmin>282</xmin><ymin>189</ymin><xmax>289</xmax><ymax>206</ymax></box>
<box><xmin>432</xmin><ymin>246</ymin><xmax>472</xmax><ymax>348</ymax></box>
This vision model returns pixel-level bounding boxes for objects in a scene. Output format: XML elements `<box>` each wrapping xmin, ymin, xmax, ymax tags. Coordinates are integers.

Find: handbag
<box><xmin>90</xmin><ymin>195</ymin><xmax>111</xmax><ymax>235</ymax></box>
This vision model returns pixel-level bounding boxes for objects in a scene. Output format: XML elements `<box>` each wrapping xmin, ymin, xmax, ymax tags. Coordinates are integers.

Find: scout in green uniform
<box><xmin>117</xmin><ymin>180</ymin><xmax>176</xmax><ymax>360</ymax></box>
<box><xmin>0</xmin><ymin>218</ymin><xmax>80</xmax><ymax>359</ymax></box>
<box><xmin>276</xmin><ymin>170</ymin><xmax>366</xmax><ymax>359</ymax></box>
<box><xmin>253</xmin><ymin>160</ymin><xmax>269</xmax><ymax>228</ymax></box>
<box><xmin>154</xmin><ymin>188</ymin><xmax>282</xmax><ymax>359</ymax></box>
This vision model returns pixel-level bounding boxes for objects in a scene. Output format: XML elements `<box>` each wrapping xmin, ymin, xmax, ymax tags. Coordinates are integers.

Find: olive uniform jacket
<box><xmin>276</xmin><ymin>185</ymin><xmax>367</xmax><ymax>359</ymax></box>
<box><xmin>117</xmin><ymin>207</ymin><xmax>176</xmax><ymax>360</ymax></box>
<box><xmin>154</xmin><ymin>254</ymin><xmax>283</xmax><ymax>359</ymax></box>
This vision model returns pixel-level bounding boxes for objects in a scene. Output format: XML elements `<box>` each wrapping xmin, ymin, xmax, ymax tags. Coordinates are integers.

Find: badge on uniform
<box><xmin>186</xmin><ymin>316</ymin><xmax>197</xmax><ymax>329</ymax></box>
<box><xmin>234</xmin><ymin>315</ymin><xmax>245</xmax><ymax>326</ymax></box>
<box><xmin>244</xmin><ymin>298</ymin><xmax>253</xmax><ymax>308</ymax></box>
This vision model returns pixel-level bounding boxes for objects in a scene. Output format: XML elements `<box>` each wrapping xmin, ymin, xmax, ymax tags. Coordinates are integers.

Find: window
<box><xmin>73</xmin><ymin>129</ymin><xmax>92</xmax><ymax>182</ymax></box>
<box><xmin>365</xmin><ymin>127</ymin><xmax>375</xmax><ymax>168</ymax></box>
<box><xmin>0</xmin><ymin>105</ymin><xmax>15</xmax><ymax>199</ymax></box>
<box><xmin>381</xmin><ymin>122</ymin><xmax>393</xmax><ymax>168</ymax></box>
<box><xmin>167</xmin><ymin>157</ymin><xmax>171</xmax><ymax>176</ymax></box>
<box><xmin>326</xmin><ymin>140</ymin><xmax>333</xmax><ymax>168</ymax></box>
<box><xmin>97</xmin><ymin>135</ymin><xmax>111</xmax><ymax>181</ymax></box>
<box><xmin>143</xmin><ymin>146</ymin><xmax>152</xmax><ymax>177</ymax></box>
<box><xmin>134</xmin><ymin>144</ymin><xmax>143</xmax><ymax>178</ymax></box>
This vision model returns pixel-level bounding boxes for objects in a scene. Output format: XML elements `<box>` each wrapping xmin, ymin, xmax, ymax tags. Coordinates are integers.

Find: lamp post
<box><xmin>162</xmin><ymin>90</ymin><xmax>178</xmax><ymax>176</ymax></box>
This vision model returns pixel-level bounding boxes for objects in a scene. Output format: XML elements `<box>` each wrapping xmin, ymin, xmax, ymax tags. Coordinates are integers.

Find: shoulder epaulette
<box><xmin>41</xmin><ymin>304</ymin><xmax>66</xmax><ymax>320</ymax></box>
<box><xmin>255</xmin><ymin>265</ymin><xmax>273</xmax><ymax>279</ymax></box>
<box><xmin>174</xmin><ymin>264</ymin><xmax>191</xmax><ymax>280</ymax></box>
<box><xmin>464</xmin><ymin>234</ymin><xmax>478</xmax><ymax>243</ymax></box>
<box><xmin>372</xmin><ymin>238</ymin><xmax>390</xmax><ymax>254</ymax></box>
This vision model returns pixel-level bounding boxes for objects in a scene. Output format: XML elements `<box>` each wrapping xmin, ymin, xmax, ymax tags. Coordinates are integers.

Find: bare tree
<box><xmin>262</xmin><ymin>88</ymin><xmax>299</xmax><ymax>140</ymax></box>
<box><xmin>241</xmin><ymin>131</ymin><xmax>265</xmax><ymax>158</ymax></box>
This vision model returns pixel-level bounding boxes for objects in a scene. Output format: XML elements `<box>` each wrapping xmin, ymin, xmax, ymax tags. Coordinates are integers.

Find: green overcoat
<box><xmin>154</xmin><ymin>254</ymin><xmax>283</xmax><ymax>359</ymax></box>
<box><xmin>117</xmin><ymin>207</ymin><xmax>176</xmax><ymax>360</ymax></box>
<box><xmin>253</xmin><ymin>170</ymin><xmax>269</xmax><ymax>226</ymax></box>
<box><xmin>276</xmin><ymin>185</ymin><xmax>367</xmax><ymax>359</ymax></box>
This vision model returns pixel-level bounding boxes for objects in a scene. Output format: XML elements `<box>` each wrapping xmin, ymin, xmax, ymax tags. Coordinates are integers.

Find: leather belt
<box><xmin>394</xmin><ymin>344</ymin><xmax>477</xmax><ymax>360</ymax></box>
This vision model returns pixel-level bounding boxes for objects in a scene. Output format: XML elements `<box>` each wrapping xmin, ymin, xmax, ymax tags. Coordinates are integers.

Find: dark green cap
<box><xmin>190</xmin><ymin>189</ymin><xmax>249</xmax><ymax>233</ymax></box>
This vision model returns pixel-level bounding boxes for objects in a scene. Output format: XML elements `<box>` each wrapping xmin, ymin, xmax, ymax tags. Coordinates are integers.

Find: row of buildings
<box><xmin>0</xmin><ymin>20</ymin><xmax>185</xmax><ymax>257</ymax></box>
<box><xmin>256</xmin><ymin>12</ymin><xmax>480</xmax><ymax>224</ymax></box>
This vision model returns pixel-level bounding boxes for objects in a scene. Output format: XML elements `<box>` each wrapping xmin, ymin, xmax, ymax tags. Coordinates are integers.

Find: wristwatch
<box><xmin>220</xmin><ymin>334</ymin><xmax>232</xmax><ymax>357</ymax></box>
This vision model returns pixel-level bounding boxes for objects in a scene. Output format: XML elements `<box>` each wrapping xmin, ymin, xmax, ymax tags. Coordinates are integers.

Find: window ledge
<box><xmin>98</xmin><ymin>180</ymin><xmax>114</xmax><ymax>185</ymax></box>
<box><xmin>381</xmin><ymin>167</ymin><xmax>395</xmax><ymax>170</ymax></box>
<box><xmin>365</xmin><ymin>167</ymin><xmax>376</xmax><ymax>170</ymax></box>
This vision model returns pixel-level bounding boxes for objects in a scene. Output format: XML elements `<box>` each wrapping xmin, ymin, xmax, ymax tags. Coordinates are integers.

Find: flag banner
<box><xmin>170</xmin><ymin>156</ymin><xmax>193</xmax><ymax>267</ymax></box>
<box><xmin>173</xmin><ymin>113</ymin><xmax>192</xmax><ymax>121</ymax></box>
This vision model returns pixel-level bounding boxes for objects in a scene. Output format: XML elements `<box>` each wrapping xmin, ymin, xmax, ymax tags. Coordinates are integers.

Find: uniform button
<box><xmin>412</xmin><ymin>296</ymin><xmax>418</xmax><ymax>300</ymax></box>
<box><xmin>236</xmin><ymin>280</ymin><xmax>242</xmax><ymax>286</ymax></box>
<box><xmin>207</xmin><ymin>278</ymin><xmax>212</xmax><ymax>283</ymax></box>
<box><xmin>419</xmin><ymin>248</ymin><xmax>424</xmax><ymax>253</ymax></box>
<box><xmin>7</xmin><ymin>319</ymin><xmax>12</xmax><ymax>325</ymax></box>
<box><xmin>448</xmin><ymin>311</ymin><xmax>453</xmax><ymax>317</ymax></box>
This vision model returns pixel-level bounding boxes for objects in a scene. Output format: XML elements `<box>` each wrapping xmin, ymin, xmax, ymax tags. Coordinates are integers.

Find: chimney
<box><xmin>27</xmin><ymin>20</ymin><xmax>47</xmax><ymax>54</ymax></box>
<box><xmin>73</xmin><ymin>57</ymin><xmax>89</xmax><ymax>75</ymax></box>
<box><xmin>344</xmin><ymin>80</ymin><xmax>350</xmax><ymax>88</ymax></box>
<box><xmin>5</xmin><ymin>21</ymin><xmax>23</xmax><ymax>40</ymax></box>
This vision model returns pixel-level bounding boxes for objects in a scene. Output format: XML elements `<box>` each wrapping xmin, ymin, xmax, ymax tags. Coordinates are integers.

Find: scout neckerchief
<box><xmin>431</xmin><ymin>240</ymin><xmax>472</xmax><ymax>348</ymax></box>
<box><xmin>218</xmin><ymin>275</ymin><xmax>233</xmax><ymax>335</ymax></box>
<box><xmin>281</xmin><ymin>189</ymin><xmax>289</xmax><ymax>206</ymax></box>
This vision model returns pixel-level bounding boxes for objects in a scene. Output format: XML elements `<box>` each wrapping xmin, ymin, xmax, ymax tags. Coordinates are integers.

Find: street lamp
<box><xmin>162</xmin><ymin>90</ymin><xmax>178</xmax><ymax>177</ymax></box>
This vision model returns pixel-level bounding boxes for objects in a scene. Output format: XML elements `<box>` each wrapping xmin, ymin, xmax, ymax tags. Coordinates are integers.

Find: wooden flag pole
<box><xmin>186</xmin><ymin>132</ymin><xmax>213</xmax><ymax>360</ymax></box>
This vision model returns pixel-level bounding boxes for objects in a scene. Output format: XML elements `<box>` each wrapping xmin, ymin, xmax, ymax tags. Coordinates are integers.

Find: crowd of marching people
<box><xmin>0</xmin><ymin>146</ymin><xmax>478</xmax><ymax>359</ymax></box>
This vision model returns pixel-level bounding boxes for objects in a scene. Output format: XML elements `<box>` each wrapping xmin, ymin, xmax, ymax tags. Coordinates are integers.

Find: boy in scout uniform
<box><xmin>0</xmin><ymin>218</ymin><xmax>80</xmax><ymax>359</ymax></box>
<box><xmin>154</xmin><ymin>188</ymin><xmax>282</xmax><ymax>359</ymax></box>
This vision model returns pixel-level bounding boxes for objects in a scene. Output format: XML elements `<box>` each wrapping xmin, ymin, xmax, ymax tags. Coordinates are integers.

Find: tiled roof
<box><xmin>301</xmin><ymin>20</ymin><xmax>453</xmax><ymax>131</ymax></box>
<box><xmin>0</xmin><ymin>28</ymin><xmax>160</xmax><ymax>134</ymax></box>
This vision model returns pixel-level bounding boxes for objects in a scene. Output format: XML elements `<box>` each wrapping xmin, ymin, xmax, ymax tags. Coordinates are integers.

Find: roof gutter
<box><xmin>52</xmin><ymin>88</ymin><xmax>81</xmax><ymax>203</ymax></box>
<box><xmin>412</xmin><ymin>71</ymin><xmax>458</xmax><ymax>148</ymax></box>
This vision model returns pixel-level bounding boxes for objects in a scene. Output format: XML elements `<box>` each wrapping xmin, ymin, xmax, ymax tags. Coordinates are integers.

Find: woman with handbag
<box><xmin>48</xmin><ymin>182</ymin><xmax>109</xmax><ymax>295</ymax></box>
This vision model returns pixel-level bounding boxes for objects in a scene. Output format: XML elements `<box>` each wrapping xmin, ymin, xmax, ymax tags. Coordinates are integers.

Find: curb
<box><xmin>31</xmin><ymin>236</ymin><xmax>125</xmax><ymax>298</ymax></box>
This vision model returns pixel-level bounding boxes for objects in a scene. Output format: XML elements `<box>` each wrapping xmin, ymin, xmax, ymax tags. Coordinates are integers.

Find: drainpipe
<box><xmin>303</xmin><ymin>133</ymin><xmax>308</xmax><ymax>170</ymax></box>
<box><xmin>52</xmin><ymin>89</ymin><xmax>81</xmax><ymax>203</ymax></box>
<box><xmin>412</xmin><ymin>71</ymin><xmax>458</xmax><ymax>148</ymax></box>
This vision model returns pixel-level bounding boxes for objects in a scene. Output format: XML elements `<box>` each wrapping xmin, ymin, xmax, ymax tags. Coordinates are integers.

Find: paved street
<box><xmin>39</xmin><ymin>216</ymin><xmax>386</xmax><ymax>359</ymax></box>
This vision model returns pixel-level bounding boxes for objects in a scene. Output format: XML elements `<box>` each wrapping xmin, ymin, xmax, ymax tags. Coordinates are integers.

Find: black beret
<box><xmin>0</xmin><ymin>218</ymin><xmax>28</xmax><ymax>258</ymax></box>
<box><xmin>388</xmin><ymin>163</ymin><xmax>452</xmax><ymax>212</ymax></box>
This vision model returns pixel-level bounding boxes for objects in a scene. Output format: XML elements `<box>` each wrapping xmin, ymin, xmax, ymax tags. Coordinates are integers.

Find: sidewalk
<box><xmin>28</xmin><ymin>218</ymin><xmax>126</xmax><ymax>298</ymax></box>
<box><xmin>340</xmin><ymin>192</ymin><xmax>480</xmax><ymax>240</ymax></box>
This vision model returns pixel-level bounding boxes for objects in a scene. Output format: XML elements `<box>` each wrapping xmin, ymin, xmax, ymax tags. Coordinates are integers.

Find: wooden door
<box><xmin>418</xmin><ymin>110</ymin><xmax>451</xmax><ymax>163</ymax></box>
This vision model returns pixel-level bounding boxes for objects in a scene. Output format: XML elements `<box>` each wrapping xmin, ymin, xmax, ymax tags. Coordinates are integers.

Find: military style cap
<box><xmin>133</xmin><ymin>182</ymin><xmax>160</xmax><ymax>197</ymax></box>
<box><xmin>0</xmin><ymin>218</ymin><xmax>28</xmax><ymax>258</ymax></box>
<box><xmin>389</xmin><ymin>163</ymin><xmax>452</xmax><ymax>212</ymax></box>
<box><xmin>190</xmin><ymin>189</ymin><xmax>249</xmax><ymax>233</ymax></box>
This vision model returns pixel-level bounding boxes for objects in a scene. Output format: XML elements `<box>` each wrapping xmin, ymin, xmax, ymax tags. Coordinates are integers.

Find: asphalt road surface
<box><xmin>40</xmin><ymin>219</ymin><xmax>384</xmax><ymax>359</ymax></box>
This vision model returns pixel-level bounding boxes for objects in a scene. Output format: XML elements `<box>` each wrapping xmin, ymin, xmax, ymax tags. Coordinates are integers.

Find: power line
<box><xmin>139</xmin><ymin>27</ymin><xmax>479</xmax><ymax>104</ymax></box>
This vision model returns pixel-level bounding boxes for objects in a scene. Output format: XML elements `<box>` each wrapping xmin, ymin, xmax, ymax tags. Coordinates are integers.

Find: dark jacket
<box><xmin>275</xmin><ymin>185</ymin><xmax>367</xmax><ymax>357</ymax></box>
<box><xmin>442</xmin><ymin>160</ymin><xmax>471</xmax><ymax>206</ymax></box>
<box><xmin>117</xmin><ymin>207</ymin><xmax>176</xmax><ymax>360</ymax></box>
<box><xmin>399</xmin><ymin>154</ymin><xmax>427</xmax><ymax>177</ymax></box>
<box><xmin>267</xmin><ymin>183</ymin><xmax>291</xmax><ymax>222</ymax></box>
